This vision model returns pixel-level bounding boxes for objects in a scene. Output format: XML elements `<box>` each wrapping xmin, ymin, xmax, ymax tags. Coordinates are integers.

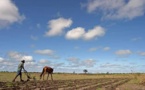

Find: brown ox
<box><xmin>40</xmin><ymin>66</ymin><xmax>53</xmax><ymax>81</ymax></box>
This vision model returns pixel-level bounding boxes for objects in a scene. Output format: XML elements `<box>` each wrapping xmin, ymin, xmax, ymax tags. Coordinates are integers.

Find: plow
<box><xmin>24</xmin><ymin>70</ymin><xmax>36</xmax><ymax>82</ymax></box>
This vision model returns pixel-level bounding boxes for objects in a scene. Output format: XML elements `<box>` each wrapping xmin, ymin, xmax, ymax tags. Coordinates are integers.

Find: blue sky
<box><xmin>0</xmin><ymin>0</ymin><xmax>145</xmax><ymax>73</ymax></box>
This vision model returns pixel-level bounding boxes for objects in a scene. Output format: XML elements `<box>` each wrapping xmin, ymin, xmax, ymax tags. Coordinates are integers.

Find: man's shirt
<box><xmin>17</xmin><ymin>62</ymin><xmax>24</xmax><ymax>71</ymax></box>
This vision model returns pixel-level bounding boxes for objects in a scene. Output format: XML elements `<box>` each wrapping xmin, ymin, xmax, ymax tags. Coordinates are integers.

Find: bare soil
<box><xmin>0</xmin><ymin>78</ymin><xmax>131</xmax><ymax>90</ymax></box>
<box><xmin>116</xmin><ymin>83</ymin><xmax>145</xmax><ymax>90</ymax></box>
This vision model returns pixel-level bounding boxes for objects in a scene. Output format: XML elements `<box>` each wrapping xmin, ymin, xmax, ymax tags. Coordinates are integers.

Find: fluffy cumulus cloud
<box><xmin>115</xmin><ymin>49</ymin><xmax>132</xmax><ymax>56</ymax></box>
<box><xmin>65</xmin><ymin>27</ymin><xmax>85</xmax><ymax>40</ymax></box>
<box><xmin>8</xmin><ymin>51</ymin><xmax>34</xmax><ymax>62</ymax></box>
<box><xmin>0</xmin><ymin>57</ymin><xmax>15</xmax><ymax>68</ymax></box>
<box><xmin>0</xmin><ymin>52</ymin><xmax>35</xmax><ymax>71</ymax></box>
<box><xmin>21</xmin><ymin>56</ymin><xmax>33</xmax><ymax>62</ymax></box>
<box><xmin>0</xmin><ymin>0</ymin><xmax>25</xmax><ymax>27</ymax></box>
<box><xmin>34</xmin><ymin>49</ymin><xmax>54</xmax><ymax>56</ymax></box>
<box><xmin>83</xmin><ymin>26</ymin><xmax>105</xmax><ymax>40</ymax></box>
<box><xmin>0</xmin><ymin>51</ymin><xmax>63</xmax><ymax>72</ymax></box>
<box><xmin>66</xmin><ymin>26</ymin><xmax>105</xmax><ymax>40</ymax></box>
<box><xmin>25</xmin><ymin>61</ymin><xmax>36</xmax><ymax>66</ymax></box>
<box><xmin>84</xmin><ymin>0</ymin><xmax>145</xmax><ymax>20</ymax></box>
<box><xmin>0</xmin><ymin>54</ymin><xmax>50</xmax><ymax>72</ymax></box>
<box><xmin>45</xmin><ymin>17</ymin><xmax>72</xmax><ymax>36</ymax></box>
<box><xmin>45</xmin><ymin>18</ymin><xmax>105</xmax><ymax>41</ymax></box>
<box><xmin>39</xmin><ymin>59</ymin><xmax>50</xmax><ymax>64</ymax></box>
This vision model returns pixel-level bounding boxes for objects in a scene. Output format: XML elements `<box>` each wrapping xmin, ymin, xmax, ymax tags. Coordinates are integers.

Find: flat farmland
<box><xmin>0</xmin><ymin>72</ymin><xmax>145</xmax><ymax>90</ymax></box>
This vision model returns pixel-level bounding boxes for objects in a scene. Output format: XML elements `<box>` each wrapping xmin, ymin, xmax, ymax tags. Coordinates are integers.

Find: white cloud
<box><xmin>21</xmin><ymin>56</ymin><xmax>33</xmax><ymax>62</ymax></box>
<box><xmin>115</xmin><ymin>49</ymin><xmax>132</xmax><ymax>56</ymax></box>
<box><xmin>3</xmin><ymin>61</ymin><xmax>14</xmax><ymax>66</ymax></box>
<box><xmin>138</xmin><ymin>52</ymin><xmax>145</xmax><ymax>56</ymax></box>
<box><xmin>34</xmin><ymin>49</ymin><xmax>54</xmax><ymax>56</ymax></box>
<box><xmin>65</xmin><ymin>27</ymin><xmax>85</xmax><ymax>40</ymax></box>
<box><xmin>39</xmin><ymin>59</ymin><xmax>50</xmax><ymax>64</ymax></box>
<box><xmin>0</xmin><ymin>0</ymin><xmax>25</xmax><ymax>27</ymax></box>
<box><xmin>52</xmin><ymin>63</ymin><xmax>64</xmax><ymax>68</ymax></box>
<box><xmin>25</xmin><ymin>62</ymin><xmax>36</xmax><ymax>67</ymax></box>
<box><xmin>83</xmin><ymin>26</ymin><xmax>105</xmax><ymax>40</ymax></box>
<box><xmin>35</xmin><ymin>49</ymin><xmax>60</xmax><ymax>59</ymax></box>
<box><xmin>82</xmin><ymin>59</ymin><xmax>96</xmax><ymax>67</ymax></box>
<box><xmin>100</xmin><ymin>63</ymin><xmax>122</xmax><ymax>68</ymax></box>
<box><xmin>89</xmin><ymin>47</ymin><xmax>98</xmax><ymax>52</ymax></box>
<box><xmin>85</xmin><ymin>0</ymin><xmax>124</xmax><ymax>13</ymax></box>
<box><xmin>67</xmin><ymin>57</ymin><xmax>96</xmax><ymax>68</ymax></box>
<box><xmin>0</xmin><ymin>52</ymin><xmax>36</xmax><ymax>71</ymax></box>
<box><xmin>67</xmin><ymin>57</ymin><xmax>80</xmax><ymax>64</ymax></box>
<box><xmin>0</xmin><ymin>57</ymin><xmax>4</xmax><ymax>62</ymax></box>
<box><xmin>8</xmin><ymin>51</ymin><xmax>23</xmax><ymax>60</ymax></box>
<box><xmin>8</xmin><ymin>51</ymin><xmax>33</xmax><ymax>62</ymax></box>
<box><xmin>66</xmin><ymin>26</ymin><xmax>105</xmax><ymax>40</ymax></box>
<box><xmin>84</xmin><ymin>0</ymin><xmax>145</xmax><ymax>20</ymax></box>
<box><xmin>38</xmin><ymin>59</ymin><xmax>63</xmax><ymax>69</ymax></box>
<box><xmin>45</xmin><ymin>17</ymin><xmax>72</xmax><ymax>36</ymax></box>
<box><xmin>103</xmin><ymin>47</ymin><xmax>110</xmax><ymax>51</ymax></box>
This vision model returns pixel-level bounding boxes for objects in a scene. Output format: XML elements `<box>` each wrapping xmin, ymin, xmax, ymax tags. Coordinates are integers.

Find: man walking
<box><xmin>12</xmin><ymin>60</ymin><xmax>26</xmax><ymax>82</ymax></box>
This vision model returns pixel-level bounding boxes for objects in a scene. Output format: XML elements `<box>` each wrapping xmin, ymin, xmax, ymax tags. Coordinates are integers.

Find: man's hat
<box><xmin>21</xmin><ymin>60</ymin><xmax>25</xmax><ymax>63</ymax></box>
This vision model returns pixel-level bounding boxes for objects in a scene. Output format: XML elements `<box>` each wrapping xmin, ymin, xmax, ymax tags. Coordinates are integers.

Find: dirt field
<box><xmin>0</xmin><ymin>72</ymin><xmax>145</xmax><ymax>90</ymax></box>
<box><xmin>0</xmin><ymin>78</ymin><xmax>130</xmax><ymax>90</ymax></box>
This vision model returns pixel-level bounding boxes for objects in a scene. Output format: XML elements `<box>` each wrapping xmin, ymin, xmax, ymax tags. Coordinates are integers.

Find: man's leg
<box><xmin>12</xmin><ymin>71</ymin><xmax>20</xmax><ymax>82</ymax></box>
<box><xmin>19</xmin><ymin>72</ymin><xmax>24</xmax><ymax>82</ymax></box>
<box><xmin>12</xmin><ymin>74</ymin><xmax>19</xmax><ymax>82</ymax></box>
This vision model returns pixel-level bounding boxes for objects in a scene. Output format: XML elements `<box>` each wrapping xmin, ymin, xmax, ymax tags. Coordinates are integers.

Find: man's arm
<box><xmin>22</xmin><ymin>64</ymin><xmax>26</xmax><ymax>72</ymax></box>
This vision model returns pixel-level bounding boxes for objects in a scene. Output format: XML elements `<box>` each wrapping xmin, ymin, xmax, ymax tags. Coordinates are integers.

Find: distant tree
<box><xmin>106</xmin><ymin>72</ymin><xmax>109</xmax><ymax>74</ymax></box>
<box><xmin>83</xmin><ymin>69</ymin><xmax>88</xmax><ymax>74</ymax></box>
<box><xmin>73</xmin><ymin>71</ymin><xmax>75</xmax><ymax>74</ymax></box>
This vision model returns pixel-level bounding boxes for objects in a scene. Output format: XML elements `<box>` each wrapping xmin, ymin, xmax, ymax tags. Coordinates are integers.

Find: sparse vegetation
<box><xmin>0</xmin><ymin>72</ymin><xmax>145</xmax><ymax>89</ymax></box>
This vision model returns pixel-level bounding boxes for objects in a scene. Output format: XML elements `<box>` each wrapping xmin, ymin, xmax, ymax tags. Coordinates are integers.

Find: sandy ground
<box><xmin>117</xmin><ymin>83</ymin><xmax>145</xmax><ymax>90</ymax></box>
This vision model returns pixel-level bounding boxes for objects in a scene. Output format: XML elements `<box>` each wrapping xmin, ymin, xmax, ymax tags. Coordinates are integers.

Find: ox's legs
<box><xmin>51</xmin><ymin>73</ymin><xmax>53</xmax><ymax>81</ymax></box>
<box><xmin>47</xmin><ymin>73</ymin><xmax>49</xmax><ymax>80</ymax></box>
<box><xmin>43</xmin><ymin>71</ymin><xmax>46</xmax><ymax>80</ymax></box>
